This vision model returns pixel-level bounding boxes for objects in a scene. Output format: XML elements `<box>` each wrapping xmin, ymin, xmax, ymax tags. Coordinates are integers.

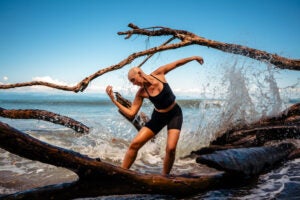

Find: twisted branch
<box><xmin>119</xmin><ymin>23</ymin><xmax>300</xmax><ymax>70</ymax></box>
<box><xmin>2</xmin><ymin>23</ymin><xmax>298</xmax><ymax>92</ymax></box>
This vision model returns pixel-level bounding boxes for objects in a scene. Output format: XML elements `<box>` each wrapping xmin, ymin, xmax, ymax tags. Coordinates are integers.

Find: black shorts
<box><xmin>145</xmin><ymin>103</ymin><xmax>183</xmax><ymax>135</ymax></box>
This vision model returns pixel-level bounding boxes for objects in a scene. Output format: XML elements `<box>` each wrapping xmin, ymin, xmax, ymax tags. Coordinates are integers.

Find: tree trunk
<box><xmin>0</xmin><ymin>121</ymin><xmax>225</xmax><ymax>199</ymax></box>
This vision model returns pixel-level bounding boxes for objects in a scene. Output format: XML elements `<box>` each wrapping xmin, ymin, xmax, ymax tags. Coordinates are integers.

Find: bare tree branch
<box><xmin>119</xmin><ymin>23</ymin><xmax>300</xmax><ymax>70</ymax></box>
<box><xmin>0</xmin><ymin>107</ymin><xmax>89</xmax><ymax>133</ymax></box>
<box><xmin>2</xmin><ymin>23</ymin><xmax>298</xmax><ymax>92</ymax></box>
<box><xmin>136</xmin><ymin>36</ymin><xmax>176</xmax><ymax>68</ymax></box>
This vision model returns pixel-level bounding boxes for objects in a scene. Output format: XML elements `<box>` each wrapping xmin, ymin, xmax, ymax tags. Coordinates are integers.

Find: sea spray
<box><xmin>210</xmin><ymin>57</ymin><xmax>284</xmax><ymax>138</ymax></box>
<box><xmin>250</xmin><ymin>63</ymin><xmax>284</xmax><ymax>117</ymax></box>
<box><xmin>176</xmin><ymin>56</ymin><xmax>287</xmax><ymax>157</ymax></box>
<box><xmin>217</xmin><ymin>59</ymin><xmax>258</xmax><ymax>134</ymax></box>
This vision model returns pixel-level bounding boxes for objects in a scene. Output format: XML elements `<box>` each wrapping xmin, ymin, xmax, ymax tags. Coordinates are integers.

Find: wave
<box><xmin>1</xmin><ymin>91</ymin><xmax>298</xmax><ymax>108</ymax></box>
<box><xmin>0</xmin><ymin>93</ymin><xmax>224</xmax><ymax>107</ymax></box>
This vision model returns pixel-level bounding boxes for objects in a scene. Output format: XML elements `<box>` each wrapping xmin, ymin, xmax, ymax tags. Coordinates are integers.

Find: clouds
<box><xmin>31</xmin><ymin>76</ymin><xmax>105</xmax><ymax>93</ymax></box>
<box><xmin>32</xmin><ymin>76</ymin><xmax>68</xmax><ymax>86</ymax></box>
<box><xmin>3</xmin><ymin>76</ymin><xmax>8</xmax><ymax>81</ymax></box>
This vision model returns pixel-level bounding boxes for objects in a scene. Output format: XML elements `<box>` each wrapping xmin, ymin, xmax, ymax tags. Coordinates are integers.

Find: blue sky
<box><xmin>0</xmin><ymin>0</ymin><xmax>299</xmax><ymax>97</ymax></box>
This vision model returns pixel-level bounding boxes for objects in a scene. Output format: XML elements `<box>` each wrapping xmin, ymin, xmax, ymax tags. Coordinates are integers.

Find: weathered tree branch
<box><xmin>0</xmin><ymin>107</ymin><xmax>89</xmax><ymax>133</ymax></box>
<box><xmin>119</xmin><ymin>23</ymin><xmax>300</xmax><ymax>70</ymax></box>
<box><xmin>1</xmin><ymin>23</ymin><xmax>298</xmax><ymax>92</ymax></box>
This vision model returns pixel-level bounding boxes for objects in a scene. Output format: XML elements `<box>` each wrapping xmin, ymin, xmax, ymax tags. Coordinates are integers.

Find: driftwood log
<box><xmin>0</xmin><ymin>107</ymin><xmax>89</xmax><ymax>134</ymax></box>
<box><xmin>191</xmin><ymin>103</ymin><xmax>300</xmax><ymax>176</ymax></box>
<box><xmin>0</xmin><ymin>121</ymin><xmax>225</xmax><ymax>199</ymax></box>
<box><xmin>196</xmin><ymin>143</ymin><xmax>296</xmax><ymax>177</ymax></box>
<box><xmin>114</xmin><ymin>92</ymin><xmax>149</xmax><ymax>130</ymax></box>
<box><xmin>212</xmin><ymin>103</ymin><xmax>300</xmax><ymax>147</ymax></box>
<box><xmin>0</xmin><ymin>93</ymin><xmax>143</xmax><ymax>134</ymax></box>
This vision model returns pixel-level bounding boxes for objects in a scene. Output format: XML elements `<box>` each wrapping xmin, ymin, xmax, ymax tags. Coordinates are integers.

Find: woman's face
<box><xmin>128</xmin><ymin>68</ymin><xmax>143</xmax><ymax>86</ymax></box>
<box><xmin>128</xmin><ymin>73</ymin><xmax>142</xmax><ymax>86</ymax></box>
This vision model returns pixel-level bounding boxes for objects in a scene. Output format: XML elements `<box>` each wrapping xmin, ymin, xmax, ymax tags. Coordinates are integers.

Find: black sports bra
<box><xmin>144</xmin><ymin>75</ymin><xmax>176</xmax><ymax>110</ymax></box>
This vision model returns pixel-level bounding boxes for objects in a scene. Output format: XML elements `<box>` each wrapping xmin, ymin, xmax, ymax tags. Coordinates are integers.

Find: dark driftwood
<box><xmin>288</xmin><ymin>148</ymin><xmax>300</xmax><ymax>159</ymax></box>
<box><xmin>190</xmin><ymin>103</ymin><xmax>300</xmax><ymax>174</ymax></box>
<box><xmin>212</xmin><ymin>103</ymin><xmax>300</xmax><ymax>146</ymax></box>
<box><xmin>192</xmin><ymin>103</ymin><xmax>300</xmax><ymax>176</ymax></box>
<box><xmin>0</xmin><ymin>121</ymin><xmax>224</xmax><ymax>199</ymax></box>
<box><xmin>196</xmin><ymin>143</ymin><xmax>296</xmax><ymax>176</ymax></box>
<box><xmin>0</xmin><ymin>107</ymin><xmax>89</xmax><ymax>134</ymax></box>
<box><xmin>1</xmin><ymin>23</ymin><xmax>299</xmax><ymax>92</ymax></box>
<box><xmin>114</xmin><ymin>92</ymin><xmax>149</xmax><ymax>130</ymax></box>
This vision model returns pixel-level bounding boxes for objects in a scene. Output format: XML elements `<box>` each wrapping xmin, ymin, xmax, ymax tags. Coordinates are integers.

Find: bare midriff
<box><xmin>155</xmin><ymin>102</ymin><xmax>176</xmax><ymax>113</ymax></box>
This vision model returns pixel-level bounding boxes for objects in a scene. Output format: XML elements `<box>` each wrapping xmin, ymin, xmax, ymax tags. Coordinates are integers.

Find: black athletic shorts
<box><xmin>145</xmin><ymin>103</ymin><xmax>183</xmax><ymax>135</ymax></box>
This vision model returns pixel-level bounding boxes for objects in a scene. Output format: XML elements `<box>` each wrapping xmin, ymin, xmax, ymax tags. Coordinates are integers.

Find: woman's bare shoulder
<box><xmin>136</xmin><ymin>87</ymin><xmax>147</xmax><ymax>98</ymax></box>
<box><xmin>150</xmin><ymin>72</ymin><xmax>167</xmax><ymax>83</ymax></box>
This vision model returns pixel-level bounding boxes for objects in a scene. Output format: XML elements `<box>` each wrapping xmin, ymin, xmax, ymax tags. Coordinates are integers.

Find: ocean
<box><xmin>0</xmin><ymin>91</ymin><xmax>299</xmax><ymax>199</ymax></box>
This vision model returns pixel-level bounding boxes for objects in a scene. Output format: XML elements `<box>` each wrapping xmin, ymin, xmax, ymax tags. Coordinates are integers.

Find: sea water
<box><xmin>0</xmin><ymin>60</ymin><xmax>300</xmax><ymax>199</ymax></box>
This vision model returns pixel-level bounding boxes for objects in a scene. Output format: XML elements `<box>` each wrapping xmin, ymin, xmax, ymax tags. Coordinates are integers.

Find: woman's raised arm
<box><xmin>153</xmin><ymin>56</ymin><xmax>204</xmax><ymax>75</ymax></box>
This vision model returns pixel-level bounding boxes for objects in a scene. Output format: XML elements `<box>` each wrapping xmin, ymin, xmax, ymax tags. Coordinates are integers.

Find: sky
<box><xmin>0</xmin><ymin>0</ymin><xmax>300</xmax><ymax>97</ymax></box>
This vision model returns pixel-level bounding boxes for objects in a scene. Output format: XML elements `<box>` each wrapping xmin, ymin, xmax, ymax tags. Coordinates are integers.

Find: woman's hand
<box><xmin>194</xmin><ymin>56</ymin><xmax>204</xmax><ymax>65</ymax></box>
<box><xmin>106</xmin><ymin>85</ymin><xmax>115</xmax><ymax>101</ymax></box>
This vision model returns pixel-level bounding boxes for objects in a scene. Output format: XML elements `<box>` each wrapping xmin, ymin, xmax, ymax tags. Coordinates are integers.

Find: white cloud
<box><xmin>20</xmin><ymin>76</ymin><xmax>73</xmax><ymax>93</ymax></box>
<box><xmin>3</xmin><ymin>76</ymin><xmax>8</xmax><ymax>81</ymax></box>
<box><xmin>32</xmin><ymin>76</ymin><xmax>68</xmax><ymax>85</ymax></box>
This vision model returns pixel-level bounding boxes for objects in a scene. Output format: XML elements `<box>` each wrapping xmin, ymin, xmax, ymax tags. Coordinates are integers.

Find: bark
<box><xmin>214</xmin><ymin>125</ymin><xmax>300</xmax><ymax>146</ymax></box>
<box><xmin>288</xmin><ymin>148</ymin><xmax>300</xmax><ymax>159</ymax></box>
<box><xmin>0</xmin><ymin>107</ymin><xmax>89</xmax><ymax>134</ymax></box>
<box><xmin>1</xmin><ymin>23</ymin><xmax>299</xmax><ymax>92</ymax></box>
<box><xmin>0</xmin><ymin>121</ymin><xmax>225</xmax><ymax>199</ymax></box>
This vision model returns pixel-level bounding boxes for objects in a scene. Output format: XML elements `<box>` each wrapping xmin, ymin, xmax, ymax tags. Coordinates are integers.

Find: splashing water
<box><xmin>175</xmin><ymin>56</ymin><xmax>286</xmax><ymax>155</ymax></box>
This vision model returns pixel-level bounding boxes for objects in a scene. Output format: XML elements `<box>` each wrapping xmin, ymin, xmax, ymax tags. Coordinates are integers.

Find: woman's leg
<box><xmin>162</xmin><ymin>129</ymin><xmax>180</xmax><ymax>175</ymax></box>
<box><xmin>121</xmin><ymin>127</ymin><xmax>155</xmax><ymax>169</ymax></box>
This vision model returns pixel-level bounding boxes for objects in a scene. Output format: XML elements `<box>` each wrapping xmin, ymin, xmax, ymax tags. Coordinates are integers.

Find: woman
<box><xmin>106</xmin><ymin>56</ymin><xmax>204</xmax><ymax>175</ymax></box>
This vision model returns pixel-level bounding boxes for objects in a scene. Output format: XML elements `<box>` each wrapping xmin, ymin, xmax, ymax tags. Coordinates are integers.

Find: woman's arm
<box><xmin>153</xmin><ymin>56</ymin><xmax>204</xmax><ymax>75</ymax></box>
<box><xmin>106</xmin><ymin>86</ymin><xmax>143</xmax><ymax>119</ymax></box>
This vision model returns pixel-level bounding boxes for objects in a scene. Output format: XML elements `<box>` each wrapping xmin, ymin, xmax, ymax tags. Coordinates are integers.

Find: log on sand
<box><xmin>0</xmin><ymin>121</ymin><xmax>225</xmax><ymax>199</ymax></box>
